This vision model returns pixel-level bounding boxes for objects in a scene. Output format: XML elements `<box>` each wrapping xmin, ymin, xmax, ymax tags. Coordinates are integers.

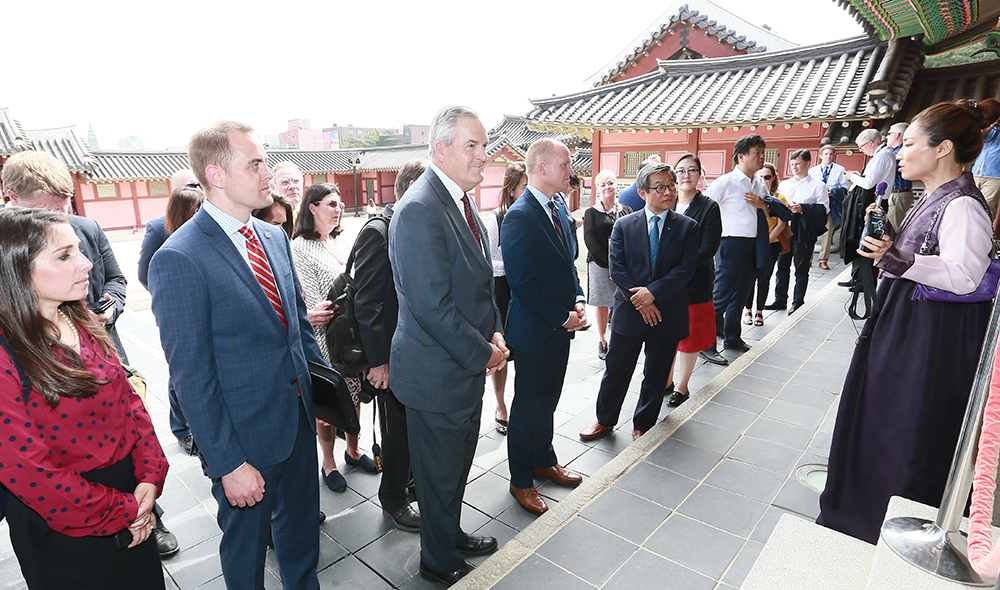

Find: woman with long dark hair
<box><xmin>745</xmin><ymin>162</ymin><xmax>787</xmax><ymax>324</ymax></box>
<box><xmin>291</xmin><ymin>183</ymin><xmax>375</xmax><ymax>493</ymax></box>
<box><xmin>0</xmin><ymin>206</ymin><xmax>168</xmax><ymax>589</ymax></box>
<box><xmin>253</xmin><ymin>193</ymin><xmax>294</xmax><ymax>239</ymax></box>
<box><xmin>483</xmin><ymin>162</ymin><xmax>527</xmax><ymax>434</ymax></box>
<box><xmin>818</xmin><ymin>98</ymin><xmax>1000</xmax><ymax>544</ymax></box>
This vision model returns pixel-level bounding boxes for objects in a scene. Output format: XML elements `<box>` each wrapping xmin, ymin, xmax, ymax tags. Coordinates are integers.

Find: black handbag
<box><xmin>309</xmin><ymin>361</ymin><xmax>361</xmax><ymax>436</ymax></box>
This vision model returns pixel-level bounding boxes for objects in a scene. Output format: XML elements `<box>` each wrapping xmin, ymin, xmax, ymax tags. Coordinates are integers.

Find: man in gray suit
<box><xmin>388</xmin><ymin>105</ymin><xmax>508</xmax><ymax>585</ymax></box>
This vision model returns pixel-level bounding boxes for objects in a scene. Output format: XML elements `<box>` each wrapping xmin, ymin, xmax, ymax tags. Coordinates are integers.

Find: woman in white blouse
<box><xmin>291</xmin><ymin>183</ymin><xmax>376</xmax><ymax>493</ymax></box>
<box><xmin>818</xmin><ymin>98</ymin><xmax>1000</xmax><ymax>544</ymax></box>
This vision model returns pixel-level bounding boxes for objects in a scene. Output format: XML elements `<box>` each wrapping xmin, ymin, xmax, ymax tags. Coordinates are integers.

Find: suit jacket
<box><xmin>609</xmin><ymin>209</ymin><xmax>700</xmax><ymax>343</ymax></box>
<box><xmin>791</xmin><ymin>203</ymin><xmax>829</xmax><ymax>244</ymax></box>
<box><xmin>148</xmin><ymin>207</ymin><xmax>324</xmax><ymax>478</ymax></box>
<box><xmin>69</xmin><ymin>215</ymin><xmax>126</xmax><ymax>325</ymax></box>
<box><xmin>388</xmin><ymin>169</ymin><xmax>502</xmax><ymax>413</ymax></box>
<box><xmin>501</xmin><ymin>188</ymin><xmax>585</xmax><ymax>354</ymax></box>
<box><xmin>675</xmin><ymin>193</ymin><xmax>721</xmax><ymax>304</ymax></box>
<box><xmin>138</xmin><ymin>215</ymin><xmax>169</xmax><ymax>291</ymax></box>
<box><xmin>353</xmin><ymin>205</ymin><xmax>396</xmax><ymax>368</ymax></box>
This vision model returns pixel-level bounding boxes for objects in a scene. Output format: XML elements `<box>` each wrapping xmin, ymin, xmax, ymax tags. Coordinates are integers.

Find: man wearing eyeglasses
<box><xmin>271</xmin><ymin>161</ymin><xmax>304</xmax><ymax>210</ymax></box>
<box><xmin>809</xmin><ymin>146</ymin><xmax>849</xmax><ymax>270</ymax></box>
<box><xmin>579</xmin><ymin>162</ymin><xmax>698</xmax><ymax>443</ymax></box>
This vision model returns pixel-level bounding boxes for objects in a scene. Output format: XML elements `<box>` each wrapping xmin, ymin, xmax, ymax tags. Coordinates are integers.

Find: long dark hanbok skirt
<box><xmin>817</xmin><ymin>276</ymin><xmax>992</xmax><ymax>544</ymax></box>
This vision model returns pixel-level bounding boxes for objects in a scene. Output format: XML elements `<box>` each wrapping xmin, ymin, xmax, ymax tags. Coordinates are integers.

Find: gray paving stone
<box><xmin>760</xmin><ymin>399</ymin><xmax>827</xmax><ymax>430</ymax></box>
<box><xmin>799</xmin><ymin>356</ymin><xmax>851</xmax><ymax>380</ymax></box>
<box><xmin>646</xmin><ymin>438</ymin><xmax>722</xmax><ymax>480</ymax></box>
<box><xmin>354</xmin><ymin>528</ymin><xmax>421</xmax><ymax>587</ymax></box>
<box><xmin>744</xmin><ymin>417</ymin><xmax>814</xmax><ymax>449</ymax></box>
<box><xmin>788</xmin><ymin>371</ymin><xmax>843</xmax><ymax>395</ymax></box>
<box><xmin>774</xmin><ymin>385</ymin><xmax>838</xmax><ymax>411</ymax></box>
<box><xmin>323</xmin><ymin>499</ymin><xmax>394</xmax><ymax>553</ymax></box>
<box><xmin>460</xmin><ymin>503</ymin><xmax>492</xmax><ymax>534</ymax></box>
<box><xmin>712</xmin><ymin>388</ymin><xmax>771</xmax><ymax>414</ymax></box>
<box><xmin>676</xmin><ymin>484</ymin><xmax>767</xmax><ymax>537</ymax></box>
<box><xmin>691</xmin><ymin>402</ymin><xmax>758</xmax><ymax>433</ymax></box>
<box><xmin>740</xmin><ymin>362</ymin><xmax>795</xmax><ymax>384</ymax></box>
<box><xmin>603</xmin><ymin>548</ymin><xmax>715</xmax><ymax>590</ymax></box>
<box><xmin>755</xmin><ymin>350</ymin><xmax>807</xmax><ymax>371</ymax></box>
<box><xmin>772</xmin><ymin>477</ymin><xmax>822</xmax><ymax>519</ymax></box>
<box><xmin>727</xmin><ymin>436</ymin><xmax>803</xmax><ymax>474</ymax></box>
<box><xmin>671</xmin><ymin>419</ymin><xmax>741</xmax><ymax>455</ymax></box>
<box><xmin>566</xmin><ymin>446</ymin><xmax>616</xmax><ymax>477</ymax></box>
<box><xmin>495</xmin><ymin>498</ymin><xmax>540</xmax><ymax>532</ymax></box>
<box><xmin>703</xmin><ymin>459</ymin><xmax>785</xmax><ymax>503</ymax></box>
<box><xmin>580</xmin><ymin>486</ymin><xmax>671</xmax><ymax>545</ymax></box>
<box><xmin>819</xmin><ymin>405</ymin><xmax>839</xmax><ymax>433</ymax></box>
<box><xmin>726</xmin><ymin>374</ymin><xmax>783</xmax><ymax>398</ymax></box>
<box><xmin>537</xmin><ymin>518</ymin><xmax>638</xmax><ymax>586</ymax></box>
<box><xmin>551</xmin><ymin>433</ymin><xmax>593</xmax><ymax>466</ymax></box>
<box><xmin>468</xmin><ymin>520</ymin><xmax>518</xmax><ymax>566</ymax></box>
<box><xmin>164</xmin><ymin>505</ymin><xmax>222</xmax><ymax>553</ymax></box>
<box><xmin>492</xmin><ymin>555</ymin><xmax>593</xmax><ymax>590</ymax></box>
<box><xmin>461</xmin><ymin>470</ymin><xmax>517</xmax><ymax>518</ymax></box>
<box><xmin>315</xmin><ymin>555</ymin><xmax>390</xmax><ymax>589</ymax></box>
<box><xmin>644</xmin><ymin>514</ymin><xmax>744</xmax><ymax>579</ymax></box>
<box><xmin>722</xmin><ymin>540</ymin><xmax>765</xmax><ymax>587</ymax></box>
<box><xmin>615</xmin><ymin>462</ymin><xmax>698</xmax><ymax>509</ymax></box>
<box><xmin>163</xmin><ymin>535</ymin><xmax>223</xmax><ymax>590</ymax></box>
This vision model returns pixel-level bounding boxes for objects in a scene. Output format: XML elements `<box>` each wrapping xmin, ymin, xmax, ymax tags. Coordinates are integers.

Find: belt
<box><xmin>722</xmin><ymin>236</ymin><xmax>755</xmax><ymax>241</ymax></box>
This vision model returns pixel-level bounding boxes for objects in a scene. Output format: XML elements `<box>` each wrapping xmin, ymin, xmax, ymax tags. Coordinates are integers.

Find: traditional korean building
<box><xmin>523</xmin><ymin>0</ymin><xmax>1000</xmax><ymax>186</ymax></box>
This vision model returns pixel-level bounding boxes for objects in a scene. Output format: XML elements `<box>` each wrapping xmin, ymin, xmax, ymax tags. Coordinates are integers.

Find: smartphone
<box><xmin>91</xmin><ymin>297</ymin><xmax>115</xmax><ymax>315</ymax></box>
<box><xmin>114</xmin><ymin>528</ymin><xmax>133</xmax><ymax>551</ymax></box>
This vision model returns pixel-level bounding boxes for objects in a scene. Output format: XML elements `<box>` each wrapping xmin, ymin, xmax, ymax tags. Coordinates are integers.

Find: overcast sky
<box><xmin>4</xmin><ymin>0</ymin><xmax>863</xmax><ymax>150</ymax></box>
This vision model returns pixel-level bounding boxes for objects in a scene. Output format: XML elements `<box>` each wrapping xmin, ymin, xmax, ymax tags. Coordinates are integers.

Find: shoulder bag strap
<box><xmin>0</xmin><ymin>332</ymin><xmax>33</xmax><ymax>399</ymax></box>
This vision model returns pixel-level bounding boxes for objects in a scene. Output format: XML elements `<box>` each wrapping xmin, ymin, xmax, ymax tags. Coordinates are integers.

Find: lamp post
<box><xmin>350</xmin><ymin>153</ymin><xmax>363</xmax><ymax>217</ymax></box>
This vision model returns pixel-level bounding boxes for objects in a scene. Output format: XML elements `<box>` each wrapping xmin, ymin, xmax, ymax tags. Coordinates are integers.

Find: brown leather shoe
<box><xmin>534</xmin><ymin>465</ymin><xmax>583</xmax><ymax>486</ymax></box>
<box><xmin>633</xmin><ymin>430</ymin><xmax>645</xmax><ymax>441</ymax></box>
<box><xmin>510</xmin><ymin>485</ymin><xmax>548</xmax><ymax>515</ymax></box>
<box><xmin>819</xmin><ymin>261</ymin><xmax>830</xmax><ymax>270</ymax></box>
<box><xmin>579</xmin><ymin>422</ymin><xmax>613</xmax><ymax>441</ymax></box>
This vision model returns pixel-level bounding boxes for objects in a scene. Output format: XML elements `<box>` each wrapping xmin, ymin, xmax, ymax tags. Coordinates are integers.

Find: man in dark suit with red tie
<box><xmin>580</xmin><ymin>162</ymin><xmax>699</xmax><ymax>442</ymax></box>
<box><xmin>502</xmin><ymin>138</ymin><xmax>587</xmax><ymax>516</ymax></box>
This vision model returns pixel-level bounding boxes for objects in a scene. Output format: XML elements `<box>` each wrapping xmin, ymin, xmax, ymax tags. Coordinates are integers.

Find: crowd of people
<box><xmin>1</xmin><ymin>96</ymin><xmax>999</xmax><ymax>589</ymax></box>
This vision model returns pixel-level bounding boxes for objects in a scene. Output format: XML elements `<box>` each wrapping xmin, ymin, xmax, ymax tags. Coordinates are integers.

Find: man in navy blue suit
<box><xmin>149</xmin><ymin>122</ymin><xmax>325</xmax><ymax>590</ymax></box>
<box><xmin>502</xmin><ymin>138</ymin><xmax>587</xmax><ymax>516</ymax></box>
<box><xmin>579</xmin><ymin>163</ymin><xmax>699</xmax><ymax>442</ymax></box>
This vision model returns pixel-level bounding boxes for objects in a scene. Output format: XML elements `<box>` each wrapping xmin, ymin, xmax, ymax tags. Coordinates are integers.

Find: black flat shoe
<box><xmin>763</xmin><ymin>301</ymin><xmax>786</xmax><ymax>311</ymax></box>
<box><xmin>323</xmin><ymin>468</ymin><xmax>347</xmax><ymax>492</ymax></box>
<box><xmin>344</xmin><ymin>451</ymin><xmax>379</xmax><ymax>474</ymax></box>
<box><xmin>456</xmin><ymin>533</ymin><xmax>498</xmax><ymax>556</ymax></box>
<box><xmin>420</xmin><ymin>560</ymin><xmax>475</xmax><ymax>585</ymax></box>
<box><xmin>666</xmin><ymin>390</ymin><xmax>689</xmax><ymax>408</ymax></box>
<box><xmin>789</xmin><ymin>302</ymin><xmax>804</xmax><ymax>314</ymax></box>
<box><xmin>724</xmin><ymin>340</ymin><xmax>751</xmax><ymax>353</ymax></box>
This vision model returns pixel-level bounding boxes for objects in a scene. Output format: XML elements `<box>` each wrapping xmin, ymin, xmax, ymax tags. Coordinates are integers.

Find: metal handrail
<box><xmin>881</xmin><ymin>294</ymin><xmax>1000</xmax><ymax>586</ymax></box>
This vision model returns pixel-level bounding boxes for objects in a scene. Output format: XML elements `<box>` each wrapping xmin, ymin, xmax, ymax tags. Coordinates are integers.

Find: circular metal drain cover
<box><xmin>795</xmin><ymin>463</ymin><xmax>827</xmax><ymax>493</ymax></box>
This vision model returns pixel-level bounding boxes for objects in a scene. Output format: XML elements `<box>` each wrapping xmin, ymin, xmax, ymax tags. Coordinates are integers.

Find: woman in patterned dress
<box><xmin>291</xmin><ymin>183</ymin><xmax>377</xmax><ymax>493</ymax></box>
<box><xmin>0</xmin><ymin>207</ymin><xmax>168</xmax><ymax>589</ymax></box>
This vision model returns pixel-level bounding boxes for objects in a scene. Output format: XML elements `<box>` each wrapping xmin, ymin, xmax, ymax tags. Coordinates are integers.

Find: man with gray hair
<box><xmin>389</xmin><ymin>107</ymin><xmax>506</xmax><ymax>584</ymax></box>
<box><xmin>886</xmin><ymin>122</ymin><xmax>913</xmax><ymax>230</ymax></box>
<box><xmin>839</xmin><ymin>129</ymin><xmax>896</xmax><ymax>290</ymax></box>
<box><xmin>847</xmin><ymin>129</ymin><xmax>896</xmax><ymax>195</ymax></box>
<box><xmin>271</xmin><ymin>161</ymin><xmax>304</xmax><ymax>210</ymax></box>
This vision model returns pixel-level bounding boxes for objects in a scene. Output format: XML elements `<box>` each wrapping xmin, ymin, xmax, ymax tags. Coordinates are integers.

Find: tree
<box><xmin>340</xmin><ymin>129</ymin><xmax>401</xmax><ymax>148</ymax></box>
<box><xmin>925</xmin><ymin>39</ymin><xmax>999</xmax><ymax>68</ymax></box>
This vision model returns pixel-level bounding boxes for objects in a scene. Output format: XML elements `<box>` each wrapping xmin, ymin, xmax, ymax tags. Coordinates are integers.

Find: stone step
<box><xmin>865</xmin><ymin>496</ymin><xmax>998</xmax><ymax>590</ymax></box>
<box><xmin>741</xmin><ymin>513</ymin><xmax>876</xmax><ymax>590</ymax></box>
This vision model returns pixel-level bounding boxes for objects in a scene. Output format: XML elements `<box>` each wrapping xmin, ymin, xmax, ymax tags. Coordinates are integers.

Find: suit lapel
<box><xmin>427</xmin><ymin>171</ymin><xmax>491</xmax><ymax>273</ymax></box>
<box><xmin>195</xmin><ymin>211</ymin><xmax>285</xmax><ymax>332</ymax></box>
<box><xmin>253</xmin><ymin>219</ymin><xmax>296</xmax><ymax>333</ymax></box>
<box><xmin>633</xmin><ymin>213</ymin><xmax>652</xmax><ymax>274</ymax></box>
<box><xmin>654</xmin><ymin>210</ymin><xmax>679</xmax><ymax>275</ymax></box>
<box><xmin>526</xmin><ymin>191</ymin><xmax>571</xmax><ymax>262</ymax></box>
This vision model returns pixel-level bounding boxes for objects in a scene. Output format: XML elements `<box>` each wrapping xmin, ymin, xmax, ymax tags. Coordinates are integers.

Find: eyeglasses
<box><xmin>759</xmin><ymin>174</ymin><xmax>773</xmax><ymax>180</ymax></box>
<box><xmin>676</xmin><ymin>168</ymin><xmax>700</xmax><ymax>176</ymax></box>
<box><xmin>648</xmin><ymin>183</ymin><xmax>676</xmax><ymax>194</ymax></box>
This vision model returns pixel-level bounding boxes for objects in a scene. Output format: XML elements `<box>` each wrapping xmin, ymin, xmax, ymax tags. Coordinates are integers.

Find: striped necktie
<box><xmin>547</xmin><ymin>201</ymin><xmax>567</xmax><ymax>250</ymax></box>
<box><xmin>461</xmin><ymin>194</ymin><xmax>481</xmax><ymax>246</ymax></box>
<box><xmin>238</xmin><ymin>225</ymin><xmax>287</xmax><ymax>329</ymax></box>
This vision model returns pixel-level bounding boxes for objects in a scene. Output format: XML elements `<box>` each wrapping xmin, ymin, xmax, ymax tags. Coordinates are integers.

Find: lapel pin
<box><xmin>264</xmin><ymin>231</ymin><xmax>271</xmax><ymax>239</ymax></box>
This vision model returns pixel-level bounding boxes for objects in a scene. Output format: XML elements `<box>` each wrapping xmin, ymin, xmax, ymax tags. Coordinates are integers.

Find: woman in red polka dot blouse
<box><xmin>0</xmin><ymin>207</ymin><xmax>169</xmax><ymax>590</ymax></box>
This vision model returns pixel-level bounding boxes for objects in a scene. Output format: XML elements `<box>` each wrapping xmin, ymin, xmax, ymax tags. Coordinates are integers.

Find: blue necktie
<box><xmin>649</xmin><ymin>215</ymin><xmax>660</xmax><ymax>271</ymax></box>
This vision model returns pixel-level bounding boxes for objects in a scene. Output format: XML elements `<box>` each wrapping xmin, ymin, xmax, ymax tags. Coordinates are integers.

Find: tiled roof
<box><xmin>266</xmin><ymin>149</ymin><xmax>359</xmax><ymax>174</ymax></box>
<box><xmin>895</xmin><ymin>59</ymin><xmax>1000</xmax><ymax>124</ymax></box>
<box><xmin>0</xmin><ymin>107</ymin><xmax>28</xmax><ymax>156</ymax></box>
<box><xmin>528</xmin><ymin>36</ymin><xmax>896</xmax><ymax>134</ymax></box>
<box><xmin>594</xmin><ymin>0</ymin><xmax>798</xmax><ymax>86</ymax></box>
<box><xmin>357</xmin><ymin>144</ymin><xmax>429</xmax><ymax>171</ymax></box>
<box><xmin>572</xmin><ymin>148</ymin><xmax>592</xmax><ymax>176</ymax></box>
<box><xmin>88</xmin><ymin>151</ymin><xmax>192</xmax><ymax>181</ymax></box>
<box><xmin>837</xmin><ymin>0</ymin><xmax>1000</xmax><ymax>52</ymax></box>
<box><xmin>22</xmin><ymin>127</ymin><xmax>94</xmax><ymax>173</ymax></box>
<box><xmin>486</xmin><ymin>116</ymin><xmax>583</xmax><ymax>159</ymax></box>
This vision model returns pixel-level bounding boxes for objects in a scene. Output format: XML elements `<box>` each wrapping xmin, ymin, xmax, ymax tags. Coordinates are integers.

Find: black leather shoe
<box><xmin>318</xmin><ymin>511</ymin><xmax>327</xmax><ymax>525</ymax></box>
<box><xmin>699</xmin><ymin>348</ymin><xmax>729</xmax><ymax>366</ymax></box>
<box><xmin>456</xmin><ymin>533</ymin><xmax>498</xmax><ymax>556</ymax></box>
<box><xmin>763</xmin><ymin>301</ymin><xmax>786</xmax><ymax>311</ymax></box>
<box><xmin>666</xmin><ymin>390</ymin><xmax>689</xmax><ymax>408</ymax></box>
<box><xmin>789</xmin><ymin>302</ymin><xmax>804</xmax><ymax>315</ymax></box>
<box><xmin>178</xmin><ymin>435</ymin><xmax>196</xmax><ymax>456</ymax></box>
<box><xmin>837</xmin><ymin>280</ymin><xmax>853</xmax><ymax>287</ymax></box>
<box><xmin>420</xmin><ymin>560</ymin><xmax>475</xmax><ymax>585</ymax></box>
<box><xmin>724</xmin><ymin>340</ymin><xmax>751</xmax><ymax>353</ymax></box>
<box><xmin>384</xmin><ymin>504</ymin><xmax>420</xmax><ymax>531</ymax></box>
<box><xmin>154</xmin><ymin>520</ymin><xmax>179</xmax><ymax>558</ymax></box>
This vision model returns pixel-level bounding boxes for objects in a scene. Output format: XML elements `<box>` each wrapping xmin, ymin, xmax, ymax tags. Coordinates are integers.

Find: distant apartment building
<box><xmin>403</xmin><ymin>124</ymin><xmax>429</xmax><ymax>144</ymax></box>
<box><xmin>118</xmin><ymin>135</ymin><xmax>145</xmax><ymax>150</ymax></box>
<box><xmin>279</xmin><ymin>119</ymin><xmax>324</xmax><ymax>149</ymax></box>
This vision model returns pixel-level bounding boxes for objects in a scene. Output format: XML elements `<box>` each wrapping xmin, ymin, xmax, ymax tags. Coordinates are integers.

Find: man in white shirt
<box><xmin>847</xmin><ymin>129</ymin><xmax>896</xmax><ymax>197</ymax></box>
<box><xmin>809</xmin><ymin>145</ymin><xmax>849</xmax><ymax>270</ymax></box>
<box><xmin>769</xmin><ymin>150</ymin><xmax>829</xmax><ymax>314</ymax></box>
<box><xmin>707</xmin><ymin>135</ymin><xmax>770</xmax><ymax>353</ymax></box>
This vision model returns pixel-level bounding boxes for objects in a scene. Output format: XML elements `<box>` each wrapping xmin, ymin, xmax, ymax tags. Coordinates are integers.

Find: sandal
<box><xmin>742</xmin><ymin>309</ymin><xmax>753</xmax><ymax>325</ymax></box>
<box><xmin>754</xmin><ymin>312</ymin><xmax>764</xmax><ymax>326</ymax></box>
<box><xmin>495</xmin><ymin>413</ymin><xmax>508</xmax><ymax>435</ymax></box>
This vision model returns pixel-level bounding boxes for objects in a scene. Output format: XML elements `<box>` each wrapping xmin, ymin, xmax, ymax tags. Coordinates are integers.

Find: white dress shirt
<box><xmin>778</xmin><ymin>175</ymin><xmax>830</xmax><ymax>213</ymax></box>
<box><xmin>809</xmin><ymin>162</ymin><xmax>849</xmax><ymax>191</ymax></box>
<box><xmin>428</xmin><ymin>163</ymin><xmax>468</xmax><ymax>216</ymax></box>
<box><xmin>706</xmin><ymin>167</ymin><xmax>769</xmax><ymax>238</ymax></box>
<box><xmin>851</xmin><ymin>144</ymin><xmax>896</xmax><ymax>192</ymax></box>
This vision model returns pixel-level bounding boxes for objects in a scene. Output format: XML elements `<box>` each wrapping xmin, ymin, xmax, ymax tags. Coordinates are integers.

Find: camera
<box><xmin>357</xmin><ymin>376</ymin><xmax>378</xmax><ymax>404</ymax></box>
<box><xmin>860</xmin><ymin>208</ymin><xmax>886</xmax><ymax>253</ymax></box>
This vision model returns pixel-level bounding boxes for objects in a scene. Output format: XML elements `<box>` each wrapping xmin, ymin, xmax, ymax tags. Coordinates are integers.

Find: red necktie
<box><xmin>462</xmin><ymin>194</ymin><xmax>481</xmax><ymax>246</ymax></box>
<box><xmin>548</xmin><ymin>201</ymin><xmax>567</xmax><ymax>249</ymax></box>
<box><xmin>238</xmin><ymin>225</ymin><xmax>287</xmax><ymax>329</ymax></box>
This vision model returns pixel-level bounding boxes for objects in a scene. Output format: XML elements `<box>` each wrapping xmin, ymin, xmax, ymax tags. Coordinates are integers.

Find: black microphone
<box><xmin>861</xmin><ymin>182</ymin><xmax>889</xmax><ymax>252</ymax></box>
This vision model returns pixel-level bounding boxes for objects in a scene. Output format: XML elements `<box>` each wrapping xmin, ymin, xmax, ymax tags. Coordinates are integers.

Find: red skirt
<box><xmin>677</xmin><ymin>300</ymin><xmax>716</xmax><ymax>353</ymax></box>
